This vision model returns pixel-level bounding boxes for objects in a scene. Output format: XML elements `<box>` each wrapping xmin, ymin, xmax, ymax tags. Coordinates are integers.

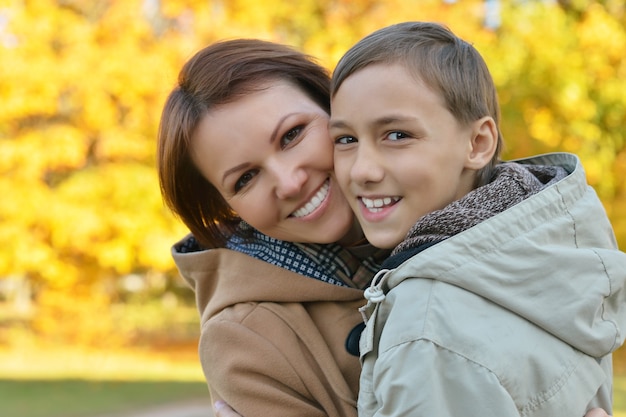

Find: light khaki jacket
<box><xmin>358</xmin><ymin>153</ymin><xmax>626</xmax><ymax>417</ymax></box>
<box><xmin>174</xmin><ymin>244</ymin><xmax>366</xmax><ymax>417</ymax></box>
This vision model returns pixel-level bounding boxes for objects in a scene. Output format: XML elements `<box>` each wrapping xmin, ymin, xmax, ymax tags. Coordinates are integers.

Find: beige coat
<box><xmin>358</xmin><ymin>153</ymin><xmax>626</xmax><ymax>417</ymax></box>
<box><xmin>174</xmin><ymin>244</ymin><xmax>366</xmax><ymax>417</ymax></box>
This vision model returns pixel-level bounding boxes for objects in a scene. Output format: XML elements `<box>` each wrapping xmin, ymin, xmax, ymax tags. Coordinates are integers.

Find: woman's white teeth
<box><xmin>361</xmin><ymin>196</ymin><xmax>399</xmax><ymax>212</ymax></box>
<box><xmin>292</xmin><ymin>181</ymin><xmax>329</xmax><ymax>218</ymax></box>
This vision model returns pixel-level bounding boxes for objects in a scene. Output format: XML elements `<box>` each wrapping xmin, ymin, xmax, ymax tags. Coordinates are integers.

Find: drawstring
<box><xmin>359</xmin><ymin>269</ymin><xmax>391</xmax><ymax>323</ymax></box>
<box><xmin>364</xmin><ymin>268</ymin><xmax>391</xmax><ymax>303</ymax></box>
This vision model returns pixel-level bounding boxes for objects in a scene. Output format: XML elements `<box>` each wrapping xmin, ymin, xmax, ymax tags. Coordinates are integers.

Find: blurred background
<box><xmin>0</xmin><ymin>0</ymin><xmax>624</xmax><ymax>416</ymax></box>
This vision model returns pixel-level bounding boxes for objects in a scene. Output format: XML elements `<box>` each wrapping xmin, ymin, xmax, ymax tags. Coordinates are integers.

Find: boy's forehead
<box><xmin>332</xmin><ymin>63</ymin><xmax>439</xmax><ymax>104</ymax></box>
<box><xmin>329</xmin><ymin>64</ymin><xmax>453</xmax><ymax>132</ymax></box>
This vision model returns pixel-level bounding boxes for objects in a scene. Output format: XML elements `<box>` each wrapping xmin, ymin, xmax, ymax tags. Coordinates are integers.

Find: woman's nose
<box><xmin>273</xmin><ymin>162</ymin><xmax>307</xmax><ymax>199</ymax></box>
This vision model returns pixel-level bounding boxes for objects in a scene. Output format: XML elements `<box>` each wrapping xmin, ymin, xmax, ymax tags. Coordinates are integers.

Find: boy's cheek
<box><xmin>332</xmin><ymin>155</ymin><xmax>349</xmax><ymax>184</ymax></box>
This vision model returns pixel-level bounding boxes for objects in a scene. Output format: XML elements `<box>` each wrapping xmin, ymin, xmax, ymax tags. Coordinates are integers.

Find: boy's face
<box><xmin>330</xmin><ymin>63</ymin><xmax>481</xmax><ymax>249</ymax></box>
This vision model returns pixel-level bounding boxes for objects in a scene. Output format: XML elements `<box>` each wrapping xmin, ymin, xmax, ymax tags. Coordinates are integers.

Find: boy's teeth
<box><xmin>361</xmin><ymin>196</ymin><xmax>399</xmax><ymax>212</ymax></box>
<box><xmin>292</xmin><ymin>181</ymin><xmax>329</xmax><ymax>218</ymax></box>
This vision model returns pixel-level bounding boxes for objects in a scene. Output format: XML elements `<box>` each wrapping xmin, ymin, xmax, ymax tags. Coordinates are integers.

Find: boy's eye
<box><xmin>386</xmin><ymin>131</ymin><xmax>408</xmax><ymax>141</ymax></box>
<box><xmin>234</xmin><ymin>170</ymin><xmax>258</xmax><ymax>192</ymax></box>
<box><xmin>334</xmin><ymin>136</ymin><xmax>357</xmax><ymax>145</ymax></box>
<box><xmin>281</xmin><ymin>126</ymin><xmax>303</xmax><ymax>147</ymax></box>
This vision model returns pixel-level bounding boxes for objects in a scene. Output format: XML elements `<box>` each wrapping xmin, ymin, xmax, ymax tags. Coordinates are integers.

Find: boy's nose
<box><xmin>350</xmin><ymin>145</ymin><xmax>384</xmax><ymax>185</ymax></box>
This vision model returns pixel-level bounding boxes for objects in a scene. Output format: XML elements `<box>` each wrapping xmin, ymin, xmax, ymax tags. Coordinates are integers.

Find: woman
<box><xmin>158</xmin><ymin>39</ymin><xmax>389</xmax><ymax>417</ymax></box>
<box><xmin>157</xmin><ymin>38</ymin><xmax>614</xmax><ymax>417</ymax></box>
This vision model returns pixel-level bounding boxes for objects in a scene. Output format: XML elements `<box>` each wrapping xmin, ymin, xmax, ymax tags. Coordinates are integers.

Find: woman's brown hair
<box><xmin>157</xmin><ymin>39</ymin><xmax>331</xmax><ymax>248</ymax></box>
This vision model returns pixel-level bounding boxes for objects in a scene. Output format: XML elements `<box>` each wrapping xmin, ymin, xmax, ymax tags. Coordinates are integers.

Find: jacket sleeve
<box><xmin>365</xmin><ymin>339</ymin><xmax>519</xmax><ymax>417</ymax></box>
<box><xmin>199</xmin><ymin>304</ymin><xmax>355</xmax><ymax>417</ymax></box>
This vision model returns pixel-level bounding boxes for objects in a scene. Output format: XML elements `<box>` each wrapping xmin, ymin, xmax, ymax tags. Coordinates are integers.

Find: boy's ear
<box><xmin>466</xmin><ymin>116</ymin><xmax>498</xmax><ymax>170</ymax></box>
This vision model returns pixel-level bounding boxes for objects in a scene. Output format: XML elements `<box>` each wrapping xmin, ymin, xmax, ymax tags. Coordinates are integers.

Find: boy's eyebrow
<box><xmin>371</xmin><ymin>115</ymin><xmax>416</xmax><ymax>126</ymax></box>
<box><xmin>329</xmin><ymin>114</ymin><xmax>417</xmax><ymax>129</ymax></box>
<box><xmin>328</xmin><ymin>119</ymin><xmax>348</xmax><ymax>129</ymax></box>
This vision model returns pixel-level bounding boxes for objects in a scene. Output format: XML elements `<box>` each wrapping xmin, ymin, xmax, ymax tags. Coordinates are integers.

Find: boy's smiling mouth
<box><xmin>360</xmin><ymin>196</ymin><xmax>401</xmax><ymax>213</ymax></box>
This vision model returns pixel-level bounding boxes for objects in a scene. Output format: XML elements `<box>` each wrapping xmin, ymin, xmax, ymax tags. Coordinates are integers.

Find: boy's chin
<box><xmin>362</xmin><ymin>232</ymin><xmax>402</xmax><ymax>250</ymax></box>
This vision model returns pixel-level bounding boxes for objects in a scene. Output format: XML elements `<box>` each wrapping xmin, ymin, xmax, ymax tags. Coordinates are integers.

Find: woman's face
<box><xmin>191</xmin><ymin>80</ymin><xmax>356</xmax><ymax>244</ymax></box>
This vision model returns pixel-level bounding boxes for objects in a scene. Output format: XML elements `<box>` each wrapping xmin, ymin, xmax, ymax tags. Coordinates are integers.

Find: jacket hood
<box><xmin>385</xmin><ymin>153</ymin><xmax>626</xmax><ymax>358</ymax></box>
<box><xmin>173</xmin><ymin>244</ymin><xmax>364</xmax><ymax>324</ymax></box>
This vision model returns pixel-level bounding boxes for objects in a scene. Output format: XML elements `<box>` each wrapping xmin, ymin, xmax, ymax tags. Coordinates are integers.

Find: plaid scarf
<box><xmin>293</xmin><ymin>240</ymin><xmax>386</xmax><ymax>289</ymax></box>
<box><xmin>177</xmin><ymin>229</ymin><xmax>386</xmax><ymax>289</ymax></box>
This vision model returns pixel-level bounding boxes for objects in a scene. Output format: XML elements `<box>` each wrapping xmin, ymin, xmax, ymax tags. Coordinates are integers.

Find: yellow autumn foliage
<box><xmin>0</xmin><ymin>0</ymin><xmax>624</xmax><ymax>345</ymax></box>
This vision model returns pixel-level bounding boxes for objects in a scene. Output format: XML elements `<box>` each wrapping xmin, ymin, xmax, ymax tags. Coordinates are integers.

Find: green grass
<box><xmin>0</xmin><ymin>346</ymin><xmax>623</xmax><ymax>417</ymax></box>
<box><xmin>1</xmin><ymin>376</ymin><xmax>623</xmax><ymax>417</ymax></box>
<box><xmin>0</xmin><ymin>379</ymin><xmax>210</xmax><ymax>417</ymax></box>
<box><xmin>0</xmin><ymin>344</ymin><xmax>209</xmax><ymax>417</ymax></box>
<box><xmin>0</xmin><ymin>378</ymin><xmax>623</xmax><ymax>417</ymax></box>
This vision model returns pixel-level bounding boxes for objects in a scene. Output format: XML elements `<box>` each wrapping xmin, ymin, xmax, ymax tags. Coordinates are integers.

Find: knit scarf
<box><xmin>391</xmin><ymin>162</ymin><xmax>569</xmax><ymax>256</ymax></box>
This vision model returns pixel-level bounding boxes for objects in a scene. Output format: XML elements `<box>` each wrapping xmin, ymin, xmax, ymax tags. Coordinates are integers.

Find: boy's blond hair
<box><xmin>331</xmin><ymin>21</ymin><xmax>503</xmax><ymax>186</ymax></box>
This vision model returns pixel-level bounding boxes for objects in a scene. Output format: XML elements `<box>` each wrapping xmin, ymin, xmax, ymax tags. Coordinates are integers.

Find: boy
<box><xmin>330</xmin><ymin>21</ymin><xmax>626</xmax><ymax>417</ymax></box>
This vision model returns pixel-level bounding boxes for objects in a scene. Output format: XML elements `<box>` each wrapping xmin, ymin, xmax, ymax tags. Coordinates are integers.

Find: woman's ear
<box><xmin>466</xmin><ymin>116</ymin><xmax>498</xmax><ymax>170</ymax></box>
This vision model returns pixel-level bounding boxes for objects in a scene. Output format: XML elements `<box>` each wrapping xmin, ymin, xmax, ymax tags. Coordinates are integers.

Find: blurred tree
<box><xmin>0</xmin><ymin>0</ymin><xmax>193</xmax><ymax>344</ymax></box>
<box><xmin>476</xmin><ymin>0</ymin><xmax>626</xmax><ymax>244</ymax></box>
<box><xmin>0</xmin><ymin>0</ymin><xmax>624</xmax><ymax>346</ymax></box>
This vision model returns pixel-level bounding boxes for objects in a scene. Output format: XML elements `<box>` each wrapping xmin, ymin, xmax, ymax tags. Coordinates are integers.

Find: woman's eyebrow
<box><xmin>269</xmin><ymin>113</ymin><xmax>297</xmax><ymax>144</ymax></box>
<box><xmin>222</xmin><ymin>162</ymin><xmax>251</xmax><ymax>185</ymax></box>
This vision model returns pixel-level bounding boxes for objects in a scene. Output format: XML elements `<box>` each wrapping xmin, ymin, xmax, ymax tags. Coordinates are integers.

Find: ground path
<box><xmin>95</xmin><ymin>398</ymin><xmax>214</xmax><ymax>417</ymax></box>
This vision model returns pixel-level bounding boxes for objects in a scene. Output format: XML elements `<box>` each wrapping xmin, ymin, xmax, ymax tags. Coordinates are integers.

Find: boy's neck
<box><xmin>338</xmin><ymin>219</ymin><xmax>367</xmax><ymax>247</ymax></box>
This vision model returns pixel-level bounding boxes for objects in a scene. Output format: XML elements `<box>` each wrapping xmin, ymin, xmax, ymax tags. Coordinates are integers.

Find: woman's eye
<box><xmin>280</xmin><ymin>126</ymin><xmax>303</xmax><ymax>147</ymax></box>
<box><xmin>386</xmin><ymin>131</ymin><xmax>408</xmax><ymax>141</ymax></box>
<box><xmin>334</xmin><ymin>136</ymin><xmax>356</xmax><ymax>145</ymax></box>
<box><xmin>234</xmin><ymin>170</ymin><xmax>258</xmax><ymax>192</ymax></box>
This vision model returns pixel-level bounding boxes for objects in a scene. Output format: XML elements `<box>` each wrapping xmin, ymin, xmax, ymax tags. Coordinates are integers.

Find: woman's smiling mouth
<box><xmin>291</xmin><ymin>179</ymin><xmax>330</xmax><ymax>218</ymax></box>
